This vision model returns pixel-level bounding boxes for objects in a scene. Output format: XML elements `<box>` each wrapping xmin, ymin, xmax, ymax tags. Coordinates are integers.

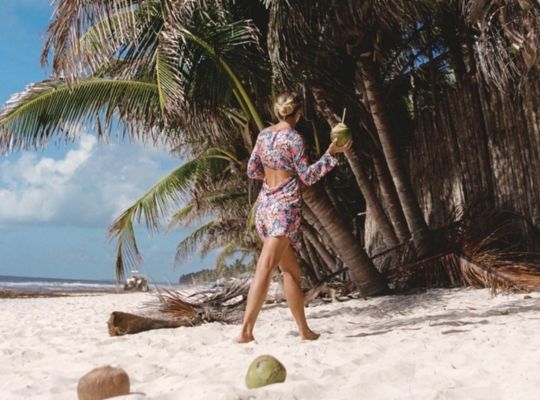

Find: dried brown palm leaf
<box><xmin>153</xmin><ymin>268</ymin><xmax>356</xmax><ymax>326</ymax></box>
<box><xmin>388</xmin><ymin>206</ymin><xmax>540</xmax><ymax>294</ymax></box>
<box><xmin>388</xmin><ymin>252</ymin><xmax>532</xmax><ymax>294</ymax></box>
<box><xmin>151</xmin><ymin>279</ymin><xmax>250</xmax><ymax>324</ymax></box>
<box><xmin>461</xmin><ymin>0</ymin><xmax>540</xmax><ymax>90</ymax></box>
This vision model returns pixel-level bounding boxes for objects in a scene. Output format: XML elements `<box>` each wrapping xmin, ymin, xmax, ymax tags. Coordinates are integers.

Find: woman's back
<box><xmin>257</xmin><ymin>127</ymin><xmax>299</xmax><ymax>173</ymax></box>
<box><xmin>247</xmin><ymin>127</ymin><xmax>338</xmax><ymax>187</ymax></box>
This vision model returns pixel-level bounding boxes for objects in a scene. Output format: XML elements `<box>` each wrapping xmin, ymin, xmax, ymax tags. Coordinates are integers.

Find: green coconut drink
<box><xmin>245</xmin><ymin>355</ymin><xmax>287</xmax><ymax>389</ymax></box>
<box><xmin>330</xmin><ymin>122</ymin><xmax>352</xmax><ymax>147</ymax></box>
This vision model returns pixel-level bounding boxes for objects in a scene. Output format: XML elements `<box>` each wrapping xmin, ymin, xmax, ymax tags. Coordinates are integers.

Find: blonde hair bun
<box><xmin>274</xmin><ymin>92</ymin><xmax>302</xmax><ymax>120</ymax></box>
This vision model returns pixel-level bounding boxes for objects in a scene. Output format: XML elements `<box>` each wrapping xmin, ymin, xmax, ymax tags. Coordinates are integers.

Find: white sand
<box><xmin>1</xmin><ymin>288</ymin><xmax>539</xmax><ymax>400</ymax></box>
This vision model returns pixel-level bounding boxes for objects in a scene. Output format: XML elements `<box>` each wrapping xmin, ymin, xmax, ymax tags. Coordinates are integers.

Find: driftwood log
<box><xmin>107</xmin><ymin>311</ymin><xmax>197</xmax><ymax>336</ymax></box>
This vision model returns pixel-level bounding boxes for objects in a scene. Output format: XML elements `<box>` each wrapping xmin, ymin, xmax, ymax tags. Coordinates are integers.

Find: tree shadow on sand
<box><xmin>307</xmin><ymin>289</ymin><xmax>540</xmax><ymax>337</ymax></box>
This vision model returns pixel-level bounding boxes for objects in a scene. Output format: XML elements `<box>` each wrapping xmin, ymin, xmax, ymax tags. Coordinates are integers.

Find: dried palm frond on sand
<box><xmin>387</xmin><ymin>207</ymin><xmax>540</xmax><ymax>294</ymax></box>
<box><xmin>151</xmin><ymin>268</ymin><xmax>350</xmax><ymax>325</ymax></box>
<box><xmin>153</xmin><ymin>279</ymin><xmax>251</xmax><ymax>324</ymax></box>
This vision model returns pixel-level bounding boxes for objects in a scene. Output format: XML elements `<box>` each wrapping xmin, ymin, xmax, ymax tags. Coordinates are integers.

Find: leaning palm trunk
<box><xmin>303</xmin><ymin>206</ymin><xmax>339</xmax><ymax>255</ymax></box>
<box><xmin>303</xmin><ymin>225</ymin><xmax>337</xmax><ymax>273</ymax></box>
<box><xmin>297</xmin><ymin>246</ymin><xmax>320</xmax><ymax>284</ymax></box>
<box><xmin>303</xmin><ymin>236</ymin><xmax>324</xmax><ymax>280</ymax></box>
<box><xmin>310</xmin><ymin>86</ymin><xmax>399</xmax><ymax>246</ymax></box>
<box><xmin>359</xmin><ymin>54</ymin><xmax>431</xmax><ymax>257</ymax></box>
<box><xmin>345</xmin><ymin>144</ymin><xmax>399</xmax><ymax>246</ymax></box>
<box><xmin>369</xmin><ymin>141</ymin><xmax>411</xmax><ymax>243</ymax></box>
<box><xmin>302</xmin><ymin>183</ymin><xmax>388</xmax><ymax>296</ymax></box>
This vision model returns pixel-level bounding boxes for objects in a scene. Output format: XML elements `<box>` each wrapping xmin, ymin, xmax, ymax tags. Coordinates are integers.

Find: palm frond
<box><xmin>174</xmin><ymin>220</ymin><xmax>216</xmax><ymax>266</ymax></box>
<box><xmin>159</xmin><ymin>3</ymin><xmax>267</xmax><ymax>128</ymax></box>
<box><xmin>154</xmin><ymin>278</ymin><xmax>251</xmax><ymax>323</ymax></box>
<box><xmin>0</xmin><ymin>78</ymin><xmax>162</xmax><ymax>153</ymax></box>
<box><xmin>388</xmin><ymin>207</ymin><xmax>540</xmax><ymax>294</ymax></box>
<box><xmin>198</xmin><ymin>219</ymin><xmax>246</xmax><ymax>259</ymax></box>
<box><xmin>155</xmin><ymin>45</ymin><xmax>177</xmax><ymax>113</ymax></box>
<box><xmin>43</xmin><ymin>0</ymin><xmax>158</xmax><ymax>79</ymax></box>
<box><xmin>461</xmin><ymin>0</ymin><xmax>540</xmax><ymax>89</ymax></box>
<box><xmin>168</xmin><ymin>191</ymin><xmax>247</xmax><ymax>229</ymax></box>
<box><xmin>108</xmin><ymin>158</ymin><xmax>202</xmax><ymax>279</ymax></box>
<box><xmin>215</xmin><ymin>239</ymin><xmax>242</xmax><ymax>273</ymax></box>
<box><xmin>389</xmin><ymin>252</ymin><xmax>540</xmax><ymax>294</ymax></box>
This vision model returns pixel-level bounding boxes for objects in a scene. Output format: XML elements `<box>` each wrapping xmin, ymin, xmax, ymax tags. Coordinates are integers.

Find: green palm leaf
<box><xmin>215</xmin><ymin>239</ymin><xmax>244</xmax><ymax>274</ymax></box>
<box><xmin>159</xmin><ymin>5</ymin><xmax>267</xmax><ymax>129</ymax></box>
<box><xmin>168</xmin><ymin>191</ymin><xmax>247</xmax><ymax>229</ymax></box>
<box><xmin>108</xmin><ymin>158</ymin><xmax>202</xmax><ymax>280</ymax></box>
<box><xmin>155</xmin><ymin>46</ymin><xmax>177</xmax><ymax>112</ymax></box>
<box><xmin>174</xmin><ymin>220</ymin><xmax>216</xmax><ymax>266</ymax></box>
<box><xmin>0</xmin><ymin>78</ymin><xmax>162</xmax><ymax>152</ymax></box>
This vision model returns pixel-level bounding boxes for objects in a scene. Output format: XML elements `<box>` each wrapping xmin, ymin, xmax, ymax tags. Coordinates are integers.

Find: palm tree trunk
<box><xmin>310</xmin><ymin>88</ymin><xmax>399</xmax><ymax>246</ymax></box>
<box><xmin>359</xmin><ymin>53</ymin><xmax>431</xmax><ymax>257</ymax></box>
<box><xmin>345</xmin><ymin>143</ymin><xmax>399</xmax><ymax>246</ymax></box>
<box><xmin>370</xmin><ymin>143</ymin><xmax>411</xmax><ymax>243</ymax></box>
<box><xmin>355</xmin><ymin>63</ymin><xmax>412</xmax><ymax>244</ymax></box>
<box><xmin>303</xmin><ymin>225</ymin><xmax>337</xmax><ymax>272</ymax></box>
<box><xmin>323</xmin><ymin>181</ymin><xmax>341</xmax><ymax>214</ymax></box>
<box><xmin>302</xmin><ymin>206</ymin><xmax>338</xmax><ymax>255</ymax></box>
<box><xmin>302</xmin><ymin>183</ymin><xmax>387</xmax><ymax>296</ymax></box>
<box><xmin>298</xmin><ymin>245</ymin><xmax>319</xmax><ymax>284</ymax></box>
<box><xmin>303</xmin><ymin>236</ymin><xmax>324</xmax><ymax>279</ymax></box>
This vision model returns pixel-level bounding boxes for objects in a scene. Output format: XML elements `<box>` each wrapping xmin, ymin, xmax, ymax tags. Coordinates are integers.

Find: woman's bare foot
<box><xmin>234</xmin><ymin>332</ymin><xmax>255</xmax><ymax>343</ymax></box>
<box><xmin>300</xmin><ymin>329</ymin><xmax>320</xmax><ymax>341</ymax></box>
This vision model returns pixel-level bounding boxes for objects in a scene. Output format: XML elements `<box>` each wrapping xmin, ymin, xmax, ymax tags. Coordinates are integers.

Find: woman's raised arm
<box><xmin>290</xmin><ymin>130</ymin><xmax>338</xmax><ymax>186</ymax></box>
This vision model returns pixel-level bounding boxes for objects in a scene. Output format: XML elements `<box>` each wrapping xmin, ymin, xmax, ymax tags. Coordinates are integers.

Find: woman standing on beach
<box><xmin>235</xmin><ymin>92</ymin><xmax>352</xmax><ymax>343</ymax></box>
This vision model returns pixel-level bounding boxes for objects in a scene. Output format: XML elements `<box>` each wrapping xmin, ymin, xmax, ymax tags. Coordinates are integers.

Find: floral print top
<box><xmin>247</xmin><ymin>127</ymin><xmax>338</xmax><ymax>186</ymax></box>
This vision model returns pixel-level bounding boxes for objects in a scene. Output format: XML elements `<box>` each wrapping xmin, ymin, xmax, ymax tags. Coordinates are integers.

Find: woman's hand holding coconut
<box><xmin>328</xmin><ymin>137</ymin><xmax>352</xmax><ymax>155</ymax></box>
<box><xmin>328</xmin><ymin>122</ymin><xmax>353</xmax><ymax>155</ymax></box>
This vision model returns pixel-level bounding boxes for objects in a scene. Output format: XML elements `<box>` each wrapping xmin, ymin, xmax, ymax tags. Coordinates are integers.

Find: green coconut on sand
<box><xmin>245</xmin><ymin>355</ymin><xmax>287</xmax><ymax>389</ymax></box>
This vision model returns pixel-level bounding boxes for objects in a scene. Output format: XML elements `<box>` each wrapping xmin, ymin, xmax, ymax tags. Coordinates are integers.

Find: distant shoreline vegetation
<box><xmin>178</xmin><ymin>259</ymin><xmax>252</xmax><ymax>285</ymax></box>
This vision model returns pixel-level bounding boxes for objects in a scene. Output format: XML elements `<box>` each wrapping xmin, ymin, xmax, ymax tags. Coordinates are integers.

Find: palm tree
<box><xmin>358</xmin><ymin>53</ymin><xmax>431</xmax><ymax>256</ymax></box>
<box><xmin>303</xmin><ymin>183</ymin><xmax>388</xmax><ymax>295</ymax></box>
<box><xmin>1</xmin><ymin>0</ymin><xmax>388</xmax><ymax>293</ymax></box>
<box><xmin>265</xmin><ymin>0</ymin><xmax>440</xmax><ymax>257</ymax></box>
<box><xmin>461</xmin><ymin>0</ymin><xmax>540</xmax><ymax>90</ymax></box>
<box><xmin>3</xmin><ymin>0</ymin><xmax>539</xmax><ymax>299</ymax></box>
<box><xmin>1</xmin><ymin>0</ymin><xmax>268</xmax><ymax>279</ymax></box>
<box><xmin>0</xmin><ymin>2</ymin><xmax>444</xmax><ymax>267</ymax></box>
<box><xmin>308</xmin><ymin>88</ymin><xmax>400</xmax><ymax>247</ymax></box>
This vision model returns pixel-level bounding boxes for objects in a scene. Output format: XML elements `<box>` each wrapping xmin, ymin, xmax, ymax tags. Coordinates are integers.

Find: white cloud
<box><xmin>0</xmin><ymin>134</ymin><xmax>180</xmax><ymax>226</ymax></box>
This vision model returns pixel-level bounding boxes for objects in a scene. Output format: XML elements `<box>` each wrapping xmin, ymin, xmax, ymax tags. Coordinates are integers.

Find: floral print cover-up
<box><xmin>247</xmin><ymin>127</ymin><xmax>338</xmax><ymax>250</ymax></box>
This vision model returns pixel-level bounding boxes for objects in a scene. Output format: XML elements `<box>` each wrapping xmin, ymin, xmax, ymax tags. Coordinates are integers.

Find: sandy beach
<box><xmin>1</xmin><ymin>288</ymin><xmax>539</xmax><ymax>400</ymax></box>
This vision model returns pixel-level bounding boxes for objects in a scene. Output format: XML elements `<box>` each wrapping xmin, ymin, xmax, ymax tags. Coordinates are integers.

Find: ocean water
<box><xmin>0</xmin><ymin>275</ymin><xmax>120</xmax><ymax>293</ymax></box>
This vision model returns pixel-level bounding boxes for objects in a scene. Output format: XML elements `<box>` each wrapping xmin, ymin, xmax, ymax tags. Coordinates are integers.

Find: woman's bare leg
<box><xmin>235</xmin><ymin>236</ymin><xmax>290</xmax><ymax>343</ymax></box>
<box><xmin>279</xmin><ymin>244</ymin><xmax>320</xmax><ymax>340</ymax></box>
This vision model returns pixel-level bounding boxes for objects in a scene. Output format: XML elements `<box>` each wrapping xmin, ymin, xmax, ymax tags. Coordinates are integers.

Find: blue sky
<box><xmin>0</xmin><ymin>1</ymin><xmax>217</xmax><ymax>282</ymax></box>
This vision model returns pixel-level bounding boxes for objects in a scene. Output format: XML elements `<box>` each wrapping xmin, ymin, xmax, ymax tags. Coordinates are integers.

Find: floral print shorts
<box><xmin>254</xmin><ymin>176</ymin><xmax>303</xmax><ymax>251</ymax></box>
